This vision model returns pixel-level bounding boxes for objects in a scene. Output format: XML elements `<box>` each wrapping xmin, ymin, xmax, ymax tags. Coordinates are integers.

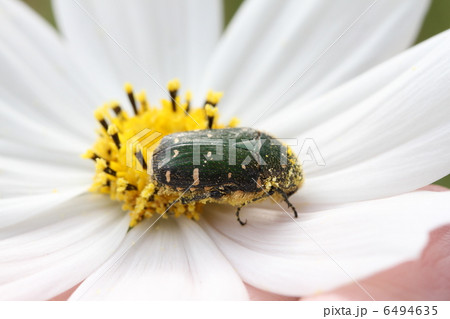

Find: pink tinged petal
<box><xmin>71</xmin><ymin>216</ymin><xmax>248</xmax><ymax>300</ymax></box>
<box><xmin>0</xmin><ymin>0</ymin><xmax>101</xmax><ymax>144</ymax></box>
<box><xmin>52</xmin><ymin>0</ymin><xmax>223</xmax><ymax>105</ymax></box>
<box><xmin>272</xmin><ymin>30</ymin><xmax>450</xmax><ymax>204</ymax></box>
<box><xmin>419</xmin><ymin>185</ymin><xmax>450</xmax><ymax>192</ymax></box>
<box><xmin>201</xmin><ymin>191</ymin><xmax>450</xmax><ymax>297</ymax></box>
<box><xmin>49</xmin><ymin>284</ymin><xmax>80</xmax><ymax>301</ymax></box>
<box><xmin>199</xmin><ymin>0</ymin><xmax>430</xmax><ymax>121</ymax></box>
<box><xmin>304</xmin><ymin>225</ymin><xmax>450</xmax><ymax>300</ymax></box>
<box><xmin>245</xmin><ymin>283</ymin><xmax>297</xmax><ymax>301</ymax></box>
<box><xmin>0</xmin><ymin>194</ymin><xmax>129</xmax><ymax>300</ymax></box>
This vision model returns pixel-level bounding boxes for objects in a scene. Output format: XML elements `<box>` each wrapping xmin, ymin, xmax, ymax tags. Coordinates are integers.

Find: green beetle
<box><xmin>151</xmin><ymin>127</ymin><xmax>303</xmax><ymax>225</ymax></box>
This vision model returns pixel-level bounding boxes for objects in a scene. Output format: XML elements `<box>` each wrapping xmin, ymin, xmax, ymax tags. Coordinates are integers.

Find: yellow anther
<box><xmin>107</xmin><ymin>124</ymin><xmax>119</xmax><ymax>135</ymax></box>
<box><xmin>137</xmin><ymin>90</ymin><xmax>149</xmax><ymax>112</ymax></box>
<box><xmin>137</xmin><ymin>90</ymin><xmax>146</xmax><ymax>103</ymax></box>
<box><xmin>95</xmin><ymin>158</ymin><xmax>108</xmax><ymax>171</ymax></box>
<box><xmin>167</xmin><ymin>78</ymin><xmax>180</xmax><ymax>92</ymax></box>
<box><xmin>110</xmin><ymin>100</ymin><xmax>120</xmax><ymax>109</ymax></box>
<box><xmin>205</xmin><ymin>103</ymin><xmax>218</xmax><ymax>117</ymax></box>
<box><xmin>228</xmin><ymin>117</ymin><xmax>240</xmax><ymax>127</ymax></box>
<box><xmin>82</xmin><ymin>149</ymin><xmax>95</xmax><ymax>159</ymax></box>
<box><xmin>116</xmin><ymin>178</ymin><xmax>128</xmax><ymax>193</ymax></box>
<box><xmin>141</xmin><ymin>182</ymin><xmax>156</xmax><ymax>198</ymax></box>
<box><xmin>124</xmin><ymin>82</ymin><xmax>133</xmax><ymax>94</ymax></box>
<box><xmin>206</xmin><ymin>90</ymin><xmax>223</xmax><ymax>105</ymax></box>
<box><xmin>94</xmin><ymin>109</ymin><xmax>105</xmax><ymax>121</ymax></box>
<box><xmin>185</xmin><ymin>90</ymin><xmax>192</xmax><ymax>102</ymax></box>
<box><xmin>129</xmin><ymin>219</ymin><xmax>138</xmax><ymax>228</ymax></box>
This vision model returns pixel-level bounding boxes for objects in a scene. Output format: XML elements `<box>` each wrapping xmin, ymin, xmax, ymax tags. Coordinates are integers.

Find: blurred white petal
<box><xmin>53</xmin><ymin>0</ymin><xmax>223</xmax><ymax>104</ymax></box>
<box><xmin>200</xmin><ymin>0</ymin><xmax>429</xmax><ymax>121</ymax></box>
<box><xmin>0</xmin><ymin>0</ymin><xmax>100</xmax><ymax>143</ymax></box>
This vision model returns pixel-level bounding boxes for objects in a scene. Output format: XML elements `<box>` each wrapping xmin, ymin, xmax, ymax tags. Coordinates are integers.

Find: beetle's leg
<box><xmin>278</xmin><ymin>190</ymin><xmax>298</xmax><ymax>218</ymax></box>
<box><xmin>235</xmin><ymin>206</ymin><xmax>247</xmax><ymax>226</ymax></box>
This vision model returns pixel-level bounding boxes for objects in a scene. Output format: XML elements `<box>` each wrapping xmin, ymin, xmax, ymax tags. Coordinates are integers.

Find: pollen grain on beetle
<box><xmin>84</xmin><ymin>79</ymin><xmax>238</xmax><ymax>227</ymax></box>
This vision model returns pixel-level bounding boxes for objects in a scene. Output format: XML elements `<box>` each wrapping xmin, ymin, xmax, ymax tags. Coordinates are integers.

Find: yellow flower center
<box><xmin>84</xmin><ymin>79</ymin><xmax>239</xmax><ymax>227</ymax></box>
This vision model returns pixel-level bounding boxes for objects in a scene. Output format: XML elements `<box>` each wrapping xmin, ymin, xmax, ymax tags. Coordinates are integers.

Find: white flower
<box><xmin>0</xmin><ymin>0</ymin><xmax>449</xmax><ymax>300</ymax></box>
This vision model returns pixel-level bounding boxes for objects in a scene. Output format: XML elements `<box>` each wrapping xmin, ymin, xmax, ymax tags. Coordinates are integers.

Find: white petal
<box><xmin>53</xmin><ymin>0</ymin><xmax>223</xmax><ymax>105</ymax></box>
<box><xmin>0</xmin><ymin>188</ymin><xmax>88</xmax><ymax>228</ymax></box>
<box><xmin>0</xmin><ymin>156</ymin><xmax>90</xmax><ymax>193</ymax></box>
<box><xmin>71</xmin><ymin>216</ymin><xmax>248</xmax><ymax>300</ymax></box>
<box><xmin>0</xmin><ymin>141</ymin><xmax>92</xmax><ymax>226</ymax></box>
<box><xmin>201</xmin><ymin>191</ymin><xmax>450</xmax><ymax>296</ymax></box>
<box><xmin>0</xmin><ymin>98</ymin><xmax>90</xmax><ymax>154</ymax></box>
<box><xmin>0</xmin><ymin>140</ymin><xmax>92</xmax><ymax>200</ymax></box>
<box><xmin>0</xmin><ymin>194</ymin><xmax>129</xmax><ymax>300</ymax></box>
<box><xmin>260</xmin><ymin>30</ymin><xmax>448</xmax><ymax>137</ymax></box>
<box><xmin>0</xmin><ymin>139</ymin><xmax>90</xmax><ymax>169</ymax></box>
<box><xmin>199</xmin><ymin>0</ymin><xmax>429</xmax><ymax>121</ymax></box>
<box><xmin>0</xmin><ymin>0</ymin><xmax>100</xmax><ymax>144</ymax></box>
<box><xmin>279</xmin><ymin>30</ymin><xmax>450</xmax><ymax>204</ymax></box>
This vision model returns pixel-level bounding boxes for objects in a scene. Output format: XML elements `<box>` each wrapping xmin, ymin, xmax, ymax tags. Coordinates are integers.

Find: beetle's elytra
<box><xmin>151</xmin><ymin>127</ymin><xmax>303</xmax><ymax>225</ymax></box>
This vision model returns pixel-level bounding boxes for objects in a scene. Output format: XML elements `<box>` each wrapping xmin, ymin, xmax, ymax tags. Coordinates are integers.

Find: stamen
<box><xmin>104</xmin><ymin>166</ymin><xmax>117</xmax><ymax>176</ymax></box>
<box><xmin>117</xmin><ymin>178</ymin><xmax>138</xmax><ymax>192</ymax></box>
<box><xmin>107</xmin><ymin>124</ymin><xmax>121</xmax><ymax>149</ymax></box>
<box><xmin>126</xmin><ymin>184</ymin><xmax>138</xmax><ymax>191</ymax></box>
<box><xmin>204</xmin><ymin>90</ymin><xmax>223</xmax><ymax>107</ymax></box>
<box><xmin>134</xmin><ymin>148</ymin><xmax>147</xmax><ymax>170</ymax></box>
<box><xmin>137</xmin><ymin>90</ymin><xmax>149</xmax><ymax>113</ymax></box>
<box><xmin>185</xmin><ymin>90</ymin><xmax>192</xmax><ymax>112</ymax></box>
<box><xmin>205</xmin><ymin>103</ymin><xmax>218</xmax><ymax>129</ymax></box>
<box><xmin>94</xmin><ymin>109</ymin><xmax>109</xmax><ymax>130</ymax></box>
<box><xmin>124</xmin><ymin>82</ymin><xmax>138</xmax><ymax>115</ymax></box>
<box><xmin>167</xmin><ymin>79</ymin><xmax>180</xmax><ymax>112</ymax></box>
<box><xmin>110</xmin><ymin>101</ymin><xmax>129</xmax><ymax>121</ymax></box>
<box><xmin>83</xmin><ymin>150</ymin><xmax>99</xmax><ymax>161</ymax></box>
<box><xmin>112</xmin><ymin>104</ymin><xmax>122</xmax><ymax>116</ymax></box>
<box><xmin>96</xmin><ymin>158</ymin><xmax>117</xmax><ymax>177</ymax></box>
<box><xmin>83</xmin><ymin>150</ymin><xmax>111</xmax><ymax>166</ymax></box>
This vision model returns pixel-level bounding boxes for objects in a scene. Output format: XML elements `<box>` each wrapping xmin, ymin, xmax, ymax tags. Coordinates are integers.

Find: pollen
<box><xmin>85</xmin><ymin>79</ymin><xmax>237</xmax><ymax>227</ymax></box>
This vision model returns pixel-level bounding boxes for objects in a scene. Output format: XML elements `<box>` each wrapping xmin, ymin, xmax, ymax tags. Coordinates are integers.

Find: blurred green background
<box><xmin>21</xmin><ymin>0</ymin><xmax>450</xmax><ymax>188</ymax></box>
